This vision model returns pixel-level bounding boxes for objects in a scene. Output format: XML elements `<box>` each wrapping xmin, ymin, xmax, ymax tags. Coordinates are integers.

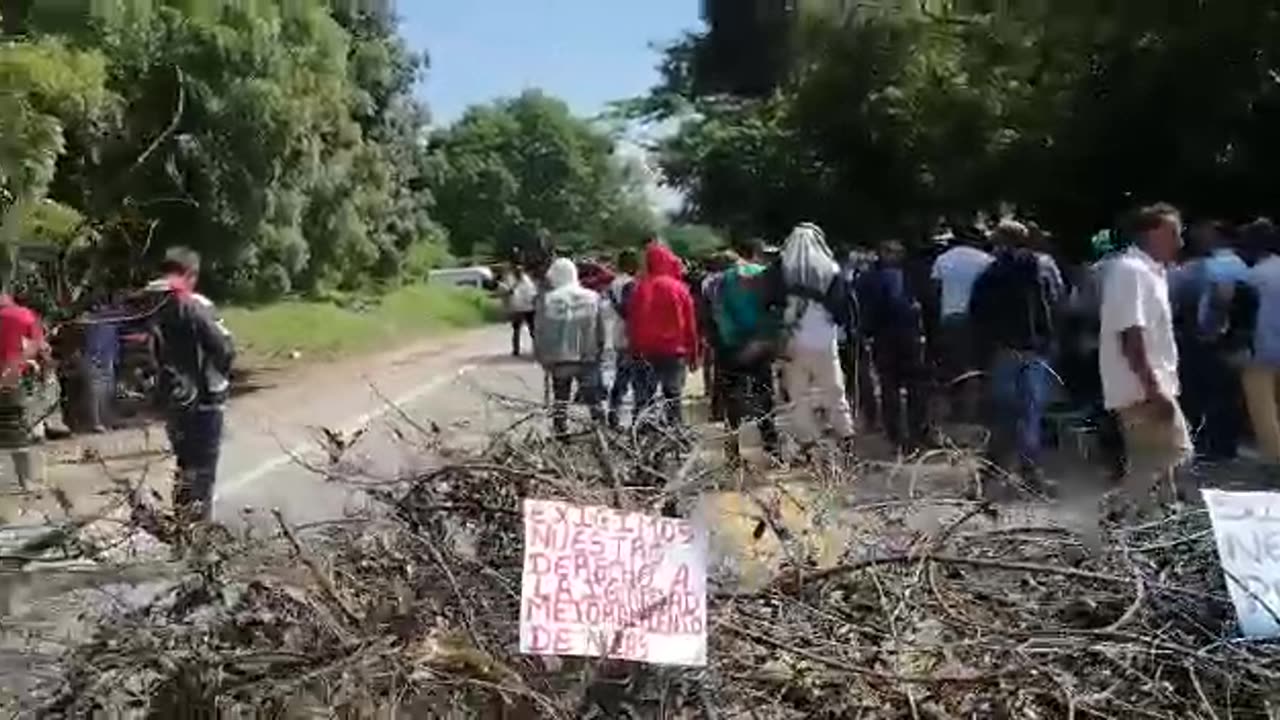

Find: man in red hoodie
<box><xmin>628</xmin><ymin>241</ymin><xmax>699</xmax><ymax>427</ymax></box>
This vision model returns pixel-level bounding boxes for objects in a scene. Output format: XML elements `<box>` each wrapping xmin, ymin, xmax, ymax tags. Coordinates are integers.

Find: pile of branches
<box><xmin>35</xmin><ymin>421</ymin><xmax>1280</xmax><ymax>718</ymax></box>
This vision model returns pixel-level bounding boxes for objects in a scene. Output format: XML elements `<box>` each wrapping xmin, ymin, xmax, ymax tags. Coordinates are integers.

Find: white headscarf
<box><xmin>781</xmin><ymin>222</ymin><xmax>838</xmax><ymax>294</ymax></box>
<box><xmin>546</xmin><ymin>258</ymin><xmax>580</xmax><ymax>290</ymax></box>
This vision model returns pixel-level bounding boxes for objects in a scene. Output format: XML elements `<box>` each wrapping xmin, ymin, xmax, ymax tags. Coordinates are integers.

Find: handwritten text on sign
<box><xmin>1204</xmin><ymin>489</ymin><xmax>1280</xmax><ymax>637</ymax></box>
<box><xmin>519</xmin><ymin>499</ymin><xmax>707</xmax><ymax>666</ymax></box>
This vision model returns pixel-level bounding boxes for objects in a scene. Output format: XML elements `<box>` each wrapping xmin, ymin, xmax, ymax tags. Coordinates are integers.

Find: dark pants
<box><xmin>511</xmin><ymin>312</ymin><xmax>535</xmax><ymax>356</ymax></box>
<box><xmin>722</xmin><ymin>354</ymin><xmax>779</xmax><ymax>455</ymax></box>
<box><xmin>634</xmin><ymin>356</ymin><xmax>688</xmax><ymax>428</ymax></box>
<box><xmin>875</xmin><ymin>337</ymin><xmax>929</xmax><ymax>449</ymax></box>
<box><xmin>550</xmin><ymin>363</ymin><xmax>604</xmax><ymax>436</ymax></box>
<box><xmin>840</xmin><ymin>340</ymin><xmax>878</xmax><ymax>429</ymax></box>
<box><xmin>988</xmin><ymin>351</ymin><xmax>1053</xmax><ymax>473</ymax></box>
<box><xmin>608</xmin><ymin>352</ymin><xmax>639</xmax><ymax>425</ymax></box>
<box><xmin>167</xmin><ymin>406</ymin><xmax>224</xmax><ymax>522</ymax></box>
<box><xmin>83</xmin><ymin>359</ymin><xmax>116</xmax><ymax>430</ymax></box>
<box><xmin>1181</xmin><ymin>336</ymin><xmax>1244</xmax><ymax>459</ymax></box>
<box><xmin>939</xmin><ymin>314</ymin><xmax>981</xmax><ymax>421</ymax></box>
<box><xmin>704</xmin><ymin>344</ymin><xmax>724</xmax><ymax>422</ymax></box>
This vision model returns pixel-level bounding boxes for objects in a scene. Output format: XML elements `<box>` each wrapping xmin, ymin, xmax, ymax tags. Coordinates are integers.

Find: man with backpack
<box><xmin>146</xmin><ymin>247</ymin><xmax>235</xmax><ymax>523</ymax></box>
<box><xmin>712</xmin><ymin>238</ymin><xmax>782</xmax><ymax>463</ymax></box>
<box><xmin>969</xmin><ymin>220</ymin><xmax>1061</xmax><ymax>487</ymax></box>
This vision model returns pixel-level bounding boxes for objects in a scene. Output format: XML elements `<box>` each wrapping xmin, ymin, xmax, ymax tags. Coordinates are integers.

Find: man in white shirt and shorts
<box><xmin>1099</xmin><ymin>203</ymin><xmax>1193</xmax><ymax>510</ymax></box>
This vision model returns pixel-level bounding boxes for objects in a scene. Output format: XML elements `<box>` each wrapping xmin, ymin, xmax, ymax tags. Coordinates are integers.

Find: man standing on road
<box><xmin>931</xmin><ymin>226</ymin><xmax>994</xmax><ymax>422</ymax></box>
<box><xmin>147</xmin><ymin>247</ymin><xmax>235</xmax><ymax>523</ymax></box>
<box><xmin>604</xmin><ymin>249</ymin><xmax>639</xmax><ymax>429</ymax></box>
<box><xmin>858</xmin><ymin>239</ymin><xmax>929</xmax><ymax>454</ymax></box>
<box><xmin>778</xmin><ymin>223</ymin><xmax>856</xmax><ymax>454</ymax></box>
<box><xmin>1100</xmin><ymin>204</ymin><xmax>1191</xmax><ymax>511</ymax></box>
<box><xmin>628</xmin><ymin>241</ymin><xmax>699</xmax><ymax>429</ymax></box>
<box><xmin>501</xmin><ymin>265</ymin><xmax>538</xmax><ymax>357</ymax></box>
<box><xmin>713</xmin><ymin>237</ymin><xmax>781</xmax><ymax>464</ymax></box>
<box><xmin>970</xmin><ymin>220</ymin><xmax>1061</xmax><ymax>488</ymax></box>
<box><xmin>81</xmin><ymin>295</ymin><xmax>122</xmax><ymax>433</ymax></box>
<box><xmin>1244</xmin><ymin>221</ymin><xmax>1280</xmax><ymax>464</ymax></box>
<box><xmin>0</xmin><ymin>290</ymin><xmax>51</xmax><ymax>490</ymax></box>
<box><xmin>534</xmin><ymin>258</ymin><xmax>606</xmax><ymax>438</ymax></box>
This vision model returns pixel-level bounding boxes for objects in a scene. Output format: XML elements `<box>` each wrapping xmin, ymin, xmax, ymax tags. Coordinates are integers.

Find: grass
<box><xmin>221</xmin><ymin>284</ymin><xmax>502</xmax><ymax>366</ymax></box>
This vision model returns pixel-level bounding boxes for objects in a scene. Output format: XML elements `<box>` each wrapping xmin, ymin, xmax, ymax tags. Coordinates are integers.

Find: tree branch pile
<box><xmin>34</xmin><ymin>423</ymin><xmax>1280</xmax><ymax>718</ymax></box>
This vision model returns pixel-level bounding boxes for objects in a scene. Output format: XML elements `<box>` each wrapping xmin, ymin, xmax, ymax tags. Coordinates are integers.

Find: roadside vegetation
<box><xmin>221</xmin><ymin>284</ymin><xmax>500</xmax><ymax>365</ymax></box>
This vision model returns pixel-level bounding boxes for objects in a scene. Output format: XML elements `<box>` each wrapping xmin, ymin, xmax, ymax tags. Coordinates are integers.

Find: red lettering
<box><xmin>677</xmin><ymin>522</ymin><xmax>694</xmax><ymax>544</ymax></box>
<box><xmin>528</xmin><ymin>625</ymin><xmax>551</xmax><ymax>652</ymax></box>
<box><xmin>660</xmin><ymin>519</ymin><xmax>676</xmax><ymax>542</ymax></box>
<box><xmin>527</xmin><ymin>552</ymin><xmax>551</xmax><ymax>575</ymax></box>
<box><xmin>524</xmin><ymin>594</ymin><xmax>552</xmax><ymax>622</ymax></box>
<box><xmin>553</xmin><ymin>628</ymin><xmax>574</xmax><ymax>654</ymax></box>
<box><xmin>670</xmin><ymin>563</ymin><xmax>690</xmax><ymax>593</ymax></box>
<box><xmin>681</xmin><ymin>592</ymin><xmax>701</xmax><ymax>616</ymax></box>
<box><xmin>619</xmin><ymin>511</ymin><xmax>638</xmax><ymax>535</ymax></box>
<box><xmin>553</xmin><ymin>555</ymin><xmax>571</xmax><ymax>578</ymax></box>
<box><xmin>583</xmin><ymin>599</ymin><xmax>602</xmax><ymax>624</ymax></box>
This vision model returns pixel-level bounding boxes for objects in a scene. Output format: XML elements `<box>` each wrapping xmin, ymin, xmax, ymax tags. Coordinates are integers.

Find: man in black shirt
<box><xmin>147</xmin><ymin>247</ymin><xmax>235</xmax><ymax>522</ymax></box>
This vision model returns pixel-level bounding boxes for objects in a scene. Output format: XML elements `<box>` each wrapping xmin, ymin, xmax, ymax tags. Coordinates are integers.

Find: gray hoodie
<box><xmin>534</xmin><ymin>258</ymin><xmax>605</xmax><ymax>368</ymax></box>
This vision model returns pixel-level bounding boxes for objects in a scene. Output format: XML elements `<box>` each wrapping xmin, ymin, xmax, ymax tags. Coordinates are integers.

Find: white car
<box><xmin>427</xmin><ymin>266</ymin><xmax>494</xmax><ymax>290</ymax></box>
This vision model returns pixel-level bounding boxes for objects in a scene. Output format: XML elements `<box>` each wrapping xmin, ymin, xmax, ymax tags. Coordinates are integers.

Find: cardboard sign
<box><xmin>1203</xmin><ymin>489</ymin><xmax>1280</xmax><ymax>637</ymax></box>
<box><xmin>519</xmin><ymin>499</ymin><xmax>708</xmax><ymax>666</ymax></box>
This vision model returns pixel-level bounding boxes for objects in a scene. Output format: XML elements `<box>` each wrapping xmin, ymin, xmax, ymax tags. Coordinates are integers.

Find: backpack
<box><xmin>713</xmin><ymin>264</ymin><xmax>769</xmax><ymax>351</ymax></box>
<box><xmin>147</xmin><ymin>297</ymin><xmax>199</xmax><ymax>411</ymax></box>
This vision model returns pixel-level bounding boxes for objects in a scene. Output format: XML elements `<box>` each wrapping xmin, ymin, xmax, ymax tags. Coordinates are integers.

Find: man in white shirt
<box><xmin>501</xmin><ymin>266</ymin><xmax>538</xmax><ymax>357</ymax></box>
<box><xmin>1099</xmin><ymin>203</ymin><xmax>1192</xmax><ymax>507</ymax></box>
<box><xmin>931</xmin><ymin>228</ymin><xmax>993</xmax><ymax>421</ymax></box>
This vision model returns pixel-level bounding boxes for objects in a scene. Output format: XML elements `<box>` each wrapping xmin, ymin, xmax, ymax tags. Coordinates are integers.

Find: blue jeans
<box><xmin>608</xmin><ymin>352</ymin><xmax>639</xmax><ymax>422</ymax></box>
<box><xmin>550</xmin><ymin>363</ymin><xmax>604</xmax><ymax>436</ymax></box>
<box><xmin>988</xmin><ymin>352</ymin><xmax>1053</xmax><ymax>472</ymax></box>
<box><xmin>167</xmin><ymin>406</ymin><xmax>225</xmax><ymax>521</ymax></box>
<box><xmin>634</xmin><ymin>356</ymin><xmax>688</xmax><ymax>428</ymax></box>
<box><xmin>83</xmin><ymin>359</ymin><xmax>116</xmax><ymax>430</ymax></box>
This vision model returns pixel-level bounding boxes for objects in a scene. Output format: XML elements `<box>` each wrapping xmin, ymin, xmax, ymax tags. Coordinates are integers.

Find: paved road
<box><xmin>210</xmin><ymin>326</ymin><xmax>547</xmax><ymax>525</ymax></box>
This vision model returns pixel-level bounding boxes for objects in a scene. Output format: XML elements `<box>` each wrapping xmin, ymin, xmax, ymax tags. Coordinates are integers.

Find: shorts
<box><xmin>1117</xmin><ymin>400</ymin><xmax>1193</xmax><ymax>486</ymax></box>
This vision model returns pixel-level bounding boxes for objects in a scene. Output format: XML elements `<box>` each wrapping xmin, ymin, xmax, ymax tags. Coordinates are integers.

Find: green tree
<box><xmin>4</xmin><ymin>0</ymin><xmax>448</xmax><ymax>300</ymax></box>
<box><xmin>640</xmin><ymin>1</ymin><xmax>1280</xmax><ymax>251</ymax></box>
<box><xmin>430</xmin><ymin>90</ymin><xmax>657</xmax><ymax>261</ymax></box>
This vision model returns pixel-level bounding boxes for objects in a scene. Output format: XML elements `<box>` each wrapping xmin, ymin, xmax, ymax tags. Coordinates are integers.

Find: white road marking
<box><xmin>214</xmin><ymin>364</ymin><xmax>476</xmax><ymax>499</ymax></box>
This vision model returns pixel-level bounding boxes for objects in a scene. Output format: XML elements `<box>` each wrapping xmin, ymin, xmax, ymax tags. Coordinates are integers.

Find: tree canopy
<box><xmin>428</xmin><ymin>90</ymin><xmax>658</xmax><ymax>264</ymax></box>
<box><xmin>637</xmin><ymin>0</ymin><xmax>1280</xmax><ymax>254</ymax></box>
<box><xmin>0</xmin><ymin>0</ymin><xmax>665</xmax><ymax>304</ymax></box>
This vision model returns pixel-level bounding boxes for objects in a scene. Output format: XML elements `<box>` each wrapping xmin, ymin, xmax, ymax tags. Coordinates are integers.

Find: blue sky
<box><xmin>398</xmin><ymin>0</ymin><xmax>701</xmax><ymax>126</ymax></box>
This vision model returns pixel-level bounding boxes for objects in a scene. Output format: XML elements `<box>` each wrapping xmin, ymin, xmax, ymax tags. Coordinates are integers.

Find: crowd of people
<box><xmin>512</xmin><ymin>202</ymin><xmax>1280</xmax><ymax>504</ymax></box>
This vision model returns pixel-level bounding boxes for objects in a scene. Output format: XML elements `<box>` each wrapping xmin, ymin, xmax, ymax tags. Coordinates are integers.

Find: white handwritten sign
<box><xmin>519</xmin><ymin>499</ymin><xmax>708</xmax><ymax>666</ymax></box>
<box><xmin>1203</xmin><ymin>489</ymin><xmax>1280</xmax><ymax>637</ymax></box>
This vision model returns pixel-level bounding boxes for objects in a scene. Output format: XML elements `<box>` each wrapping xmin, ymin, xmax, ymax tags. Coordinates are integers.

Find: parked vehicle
<box><xmin>427</xmin><ymin>267</ymin><xmax>495</xmax><ymax>290</ymax></box>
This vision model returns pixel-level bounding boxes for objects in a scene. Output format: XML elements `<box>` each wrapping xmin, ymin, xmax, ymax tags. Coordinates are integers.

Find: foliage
<box><xmin>664</xmin><ymin>223</ymin><xmax>725</xmax><ymax>262</ymax></box>
<box><xmin>428</xmin><ymin>91</ymin><xmax>659</xmax><ymax>263</ymax></box>
<box><xmin>221</xmin><ymin>283</ymin><xmax>498</xmax><ymax>363</ymax></box>
<box><xmin>3</xmin><ymin>0</ymin><xmax>447</xmax><ymax>300</ymax></box>
<box><xmin>639</xmin><ymin>1</ymin><xmax>1280</xmax><ymax>253</ymax></box>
